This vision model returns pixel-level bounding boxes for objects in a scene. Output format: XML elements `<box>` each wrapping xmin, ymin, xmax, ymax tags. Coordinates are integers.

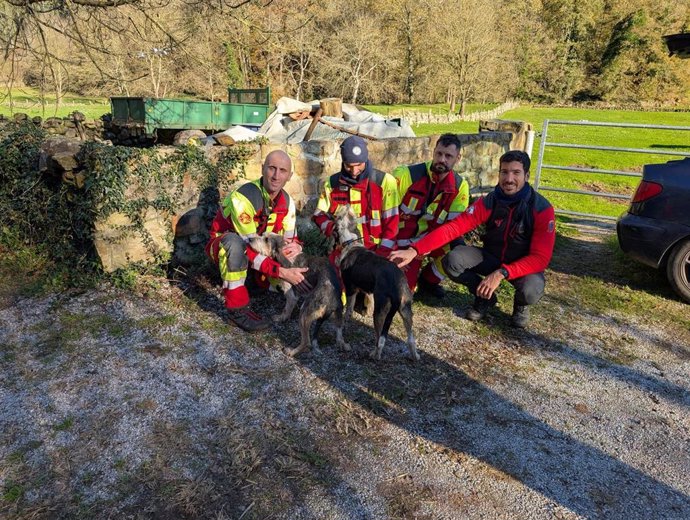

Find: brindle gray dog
<box><xmin>333</xmin><ymin>206</ymin><xmax>419</xmax><ymax>361</ymax></box>
<box><xmin>249</xmin><ymin>233</ymin><xmax>350</xmax><ymax>357</ymax></box>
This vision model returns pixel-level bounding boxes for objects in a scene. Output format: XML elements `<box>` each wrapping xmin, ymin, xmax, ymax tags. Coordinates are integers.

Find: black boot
<box><xmin>466</xmin><ymin>295</ymin><xmax>497</xmax><ymax>321</ymax></box>
<box><xmin>227</xmin><ymin>306</ymin><xmax>270</xmax><ymax>332</ymax></box>
<box><xmin>417</xmin><ymin>277</ymin><xmax>446</xmax><ymax>299</ymax></box>
<box><xmin>511</xmin><ymin>304</ymin><xmax>530</xmax><ymax>328</ymax></box>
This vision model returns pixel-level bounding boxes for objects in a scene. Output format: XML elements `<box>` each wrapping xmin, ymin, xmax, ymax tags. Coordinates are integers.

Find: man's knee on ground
<box><xmin>442</xmin><ymin>245</ymin><xmax>475</xmax><ymax>279</ymax></box>
<box><xmin>220</xmin><ymin>233</ymin><xmax>249</xmax><ymax>271</ymax></box>
<box><xmin>513</xmin><ymin>274</ymin><xmax>545</xmax><ymax>305</ymax></box>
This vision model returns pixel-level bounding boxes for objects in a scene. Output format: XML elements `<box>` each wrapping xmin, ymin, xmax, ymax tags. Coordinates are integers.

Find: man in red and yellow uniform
<box><xmin>392</xmin><ymin>133</ymin><xmax>470</xmax><ymax>296</ymax></box>
<box><xmin>390</xmin><ymin>150</ymin><xmax>555</xmax><ymax>328</ymax></box>
<box><xmin>313</xmin><ymin>135</ymin><xmax>399</xmax><ymax>256</ymax></box>
<box><xmin>206</xmin><ymin>150</ymin><xmax>309</xmax><ymax>332</ymax></box>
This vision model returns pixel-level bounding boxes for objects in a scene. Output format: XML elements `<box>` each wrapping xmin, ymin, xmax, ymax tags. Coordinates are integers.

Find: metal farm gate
<box><xmin>533</xmin><ymin>120</ymin><xmax>690</xmax><ymax>221</ymax></box>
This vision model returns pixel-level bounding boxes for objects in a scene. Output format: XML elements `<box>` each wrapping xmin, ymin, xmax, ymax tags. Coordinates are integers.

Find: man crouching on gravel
<box><xmin>389</xmin><ymin>150</ymin><xmax>556</xmax><ymax>328</ymax></box>
<box><xmin>205</xmin><ymin>150</ymin><xmax>310</xmax><ymax>332</ymax></box>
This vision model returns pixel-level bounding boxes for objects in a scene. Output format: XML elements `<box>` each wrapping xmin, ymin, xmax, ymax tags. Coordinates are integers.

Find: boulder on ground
<box><xmin>173</xmin><ymin>129</ymin><xmax>207</xmax><ymax>146</ymax></box>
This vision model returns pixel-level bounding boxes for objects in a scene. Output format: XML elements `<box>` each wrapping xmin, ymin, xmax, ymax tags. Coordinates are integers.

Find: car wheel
<box><xmin>666</xmin><ymin>238</ymin><xmax>690</xmax><ymax>304</ymax></box>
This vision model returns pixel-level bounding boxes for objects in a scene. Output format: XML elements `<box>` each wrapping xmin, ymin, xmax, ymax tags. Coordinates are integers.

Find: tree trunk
<box><xmin>320</xmin><ymin>98</ymin><xmax>343</xmax><ymax>118</ymax></box>
<box><xmin>404</xmin><ymin>6</ymin><xmax>414</xmax><ymax>104</ymax></box>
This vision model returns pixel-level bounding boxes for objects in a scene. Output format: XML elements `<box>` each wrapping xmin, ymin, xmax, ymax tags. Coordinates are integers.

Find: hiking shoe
<box><xmin>466</xmin><ymin>295</ymin><xmax>497</xmax><ymax>321</ymax></box>
<box><xmin>511</xmin><ymin>304</ymin><xmax>530</xmax><ymax>328</ymax></box>
<box><xmin>417</xmin><ymin>278</ymin><xmax>446</xmax><ymax>299</ymax></box>
<box><xmin>227</xmin><ymin>306</ymin><xmax>270</xmax><ymax>332</ymax></box>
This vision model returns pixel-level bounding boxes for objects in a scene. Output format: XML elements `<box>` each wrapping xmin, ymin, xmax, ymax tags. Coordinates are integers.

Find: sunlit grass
<box><xmin>410</xmin><ymin>104</ymin><xmax>690</xmax><ymax>218</ymax></box>
<box><xmin>363</xmin><ymin>102</ymin><xmax>498</xmax><ymax>118</ymax></box>
<box><xmin>0</xmin><ymin>86</ymin><xmax>109</xmax><ymax>119</ymax></box>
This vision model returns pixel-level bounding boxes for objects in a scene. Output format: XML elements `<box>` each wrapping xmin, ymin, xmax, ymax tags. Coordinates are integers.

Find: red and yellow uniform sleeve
<box><xmin>376</xmin><ymin>172</ymin><xmax>400</xmax><ymax>254</ymax></box>
<box><xmin>413</xmin><ymin>197</ymin><xmax>491</xmax><ymax>256</ymax></box>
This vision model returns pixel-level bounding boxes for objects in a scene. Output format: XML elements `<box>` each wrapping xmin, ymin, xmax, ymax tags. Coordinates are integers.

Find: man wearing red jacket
<box><xmin>313</xmin><ymin>135</ymin><xmax>399</xmax><ymax>257</ymax></box>
<box><xmin>392</xmin><ymin>133</ymin><xmax>470</xmax><ymax>296</ymax></box>
<box><xmin>390</xmin><ymin>150</ymin><xmax>555</xmax><ymax>328</ymax></box>
<box><xmin>206</xmin><ymin>150</ymin><xmax>310</xmax><ymax>332</ymax></box>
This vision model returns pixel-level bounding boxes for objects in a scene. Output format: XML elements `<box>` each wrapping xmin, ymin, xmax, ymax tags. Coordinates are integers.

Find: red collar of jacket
<box><xmin>427</xmin><ymin>167</ymin><xmax>459</xmax><ymax>194</ymax></box>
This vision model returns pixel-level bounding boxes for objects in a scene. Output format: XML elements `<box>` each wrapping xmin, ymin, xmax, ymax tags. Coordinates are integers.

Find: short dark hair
<box><xmin>435</xmin><ymin>133</ymin><xmax>462</xmax><ymax>151</ymax></box>
<box><xmin>499</xmin><ymin>150</ymin><xmax>531</xmax><ymax>173</ymax></box>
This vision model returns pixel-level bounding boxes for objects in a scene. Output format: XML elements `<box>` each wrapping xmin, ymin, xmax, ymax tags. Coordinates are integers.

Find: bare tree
<box><xmin>322</xmin><ymin>10</ymin><xmax>390</xmax><ymax>104</ymax></box>
<box><xmin>439</xmin><ymin>0</ymin><xmax>503</xmax><ymax>115</ymax></box>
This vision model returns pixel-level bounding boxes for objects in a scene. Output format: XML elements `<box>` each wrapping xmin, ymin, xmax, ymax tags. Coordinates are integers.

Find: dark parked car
<box><xmin>617</xmin><ymin>157</ymin><xmax>690</xmax><ymax>303</ymax></box>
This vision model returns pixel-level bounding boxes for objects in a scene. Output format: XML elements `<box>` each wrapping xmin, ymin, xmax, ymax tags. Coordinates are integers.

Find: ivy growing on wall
<box><xmin>0</xmin><ymin>121</ymin><xmax>251</xmax><ymax>275</ymax></box>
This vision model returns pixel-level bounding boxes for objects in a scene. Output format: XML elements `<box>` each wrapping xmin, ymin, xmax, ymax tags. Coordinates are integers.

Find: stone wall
<box><xmin>37</xmin><ymin>130</ymin><xmax>515</xmax><ymax>271</ymax></box>
<box><xmin>1</xmin><ymin>112</ymin><xmax>107</xmax><ymax>141</ymax></box>
<box><xmin>399</xmin><ymin>100</ymin><xmax>520</xmax><ymax>124</ymax></box>
<box><xmin>224</xmin><ymin>131</ymin><xmax>512</xmax><ymax>215</ymax></box>
<box><xmin>479</xmin><ymin>119</ymin><xmax>533</xmax><ymax>153</ymax></box>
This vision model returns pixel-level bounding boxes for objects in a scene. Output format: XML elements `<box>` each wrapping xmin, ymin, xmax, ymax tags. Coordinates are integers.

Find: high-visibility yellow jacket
<box><xmin>392</xmin><ymin>161</ymin><xmax>469</xmax><ymax>248</ymax></box>
<box><xmin>313</xmin><ymin>168</ymin><xmax>400</xmax><ymax>254</ymax></box>
<box><xmin>206</xmin><ymin>178</ymin><xmax>296</xmax><ymax>279</ymax></box>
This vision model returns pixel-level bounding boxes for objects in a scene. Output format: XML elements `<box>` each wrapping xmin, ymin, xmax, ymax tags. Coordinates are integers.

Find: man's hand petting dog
<box><xmin>279</xmin><ymin>266</ymin><xmax>312</xmax><ymax>294</ymax></box>
<box><xmin>389</xmin><ymin>248</ymin><xmax>418</xmax><ymax>268</ymax></box>
<box><xmin>281</xmin><ymin>241</ymin><xmax>303</xmax><ymax>262</ymax></box>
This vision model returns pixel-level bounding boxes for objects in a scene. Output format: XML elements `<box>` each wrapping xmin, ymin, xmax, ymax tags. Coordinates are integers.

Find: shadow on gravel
<box><xmin>2</xmin><ymin>296</ymin><xmax>374</xmax><ymax>520</ymax></box>
<box><xmin>268</xmin><ymin>312</ymin><xmax>690</xmax><ymax>518</ymax></box>
<box><xmin>549</xmin><ymin>233</ymin><xmax>677</xmax><ymax>301</ymax></box>
<box><xmin>503</xmin><ymin>321</ymin><xmax>690</xmax><ymax>408</ymax></box>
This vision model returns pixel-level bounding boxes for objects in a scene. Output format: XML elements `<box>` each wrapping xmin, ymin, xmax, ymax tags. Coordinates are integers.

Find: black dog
<box><xmin>249</xmin><ymin>233</ymin><xmax>349</xmax><ymax>357</ymax></box>
<box><xmin>333</xmin><ymin>206</ymin><xmax>419</xmax><ymax>361</ymax></box>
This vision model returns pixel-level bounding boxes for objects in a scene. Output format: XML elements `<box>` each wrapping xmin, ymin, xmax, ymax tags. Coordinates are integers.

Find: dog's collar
<box><xmin>341</xmin><ymin>237</ymin><xmax>364</xmax><ymax>248</ymax></box>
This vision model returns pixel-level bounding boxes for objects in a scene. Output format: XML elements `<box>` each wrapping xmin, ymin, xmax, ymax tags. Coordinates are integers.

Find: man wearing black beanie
<box><xmin>313</xmin><ymin>135</ymin><xmax>400</xmax><ymax>257</ymax></box>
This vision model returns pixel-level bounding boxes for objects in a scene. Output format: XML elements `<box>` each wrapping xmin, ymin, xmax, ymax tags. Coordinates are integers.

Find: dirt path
<box><xmin>1</xmin><ymin>231</ymin><xmax>689</xmax><ymax>519</ymax></box>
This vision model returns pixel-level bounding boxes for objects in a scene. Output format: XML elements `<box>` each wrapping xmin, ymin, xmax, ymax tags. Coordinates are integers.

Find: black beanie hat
<box><xmin>340</xmin><ymin>136</ymin><xmax>369</xmax><ymax>163</ymax></box>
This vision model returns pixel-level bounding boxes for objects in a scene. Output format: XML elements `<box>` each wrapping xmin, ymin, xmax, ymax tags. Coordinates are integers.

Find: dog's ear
<box><xmin>248</xmin><ymin>235</ymin><xmax>273</xmax><ymax>256</ymax></box>
<box><xmin>334</xmin><ymin>205</ymin><xmax>348</xmax><ymax>219</ymax></box>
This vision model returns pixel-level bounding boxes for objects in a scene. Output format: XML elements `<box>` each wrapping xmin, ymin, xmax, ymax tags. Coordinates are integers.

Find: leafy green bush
<box><xmin>298</xmin><ymin>223</ymin><xmax>332</xmax><ymax>257</ymax></box>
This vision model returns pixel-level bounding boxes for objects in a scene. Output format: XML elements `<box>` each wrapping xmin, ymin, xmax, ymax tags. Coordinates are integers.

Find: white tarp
<box><xmin>258</xmin><ymin>97</ymin><xmax>416</xmax><ymax>144</ymax></box>
<box><xmin>212</xmin><ymin>125</ymin><xmax>260</xmax><ymax>142</ymax></box>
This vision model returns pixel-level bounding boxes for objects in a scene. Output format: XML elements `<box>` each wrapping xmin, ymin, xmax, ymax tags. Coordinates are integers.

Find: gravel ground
<box><xmin>1</xmin><ymin>234</ymin><xmax>689</xmax><ymax>519</ymax></box>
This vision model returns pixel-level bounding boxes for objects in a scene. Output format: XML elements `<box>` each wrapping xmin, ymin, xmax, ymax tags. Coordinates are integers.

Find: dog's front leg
<box><xmin>274</xmin><ymin>284</ymin><xmax>298</xmax><ymax>322</ymax></box>
<box><xmin>333</xmin><ymin>306</ymin><xmax>351</xmax><ymax>352</ymax></box>
<box><xmin>283</xmin><ymin>308</ymin><xmax>314</xmax><ymax>357</ymax></box>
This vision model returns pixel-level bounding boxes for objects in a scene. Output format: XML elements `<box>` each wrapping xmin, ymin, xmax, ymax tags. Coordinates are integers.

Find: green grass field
<box><xmin>363</xmin><ymin>102</ymin><xmax>498</xmax><ymax>118</ymax></box>
<box><xmin>0</xmin><ymin>87</ymin><xmax>109</xmax><ymax>119</ymax></box>
<box><xmin>414</xmin><ymin>106</ymin><xmax>690</xmax><ymax>218</ymax></box>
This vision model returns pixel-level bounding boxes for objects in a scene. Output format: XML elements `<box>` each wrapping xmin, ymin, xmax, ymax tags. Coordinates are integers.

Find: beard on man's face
<box><xmin>430</xmin><ymin>161</ymin><xmax>450</xmax><ymax>175</ymax></box>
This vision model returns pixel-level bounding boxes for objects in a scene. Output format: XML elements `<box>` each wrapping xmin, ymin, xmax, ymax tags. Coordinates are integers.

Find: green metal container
<box><xmin>227</xmin><ymin>87</ymin><xmax>271</xmax><ymax>105</ymax></box>
<box><xmin>111</xmin><ymin>92</ymin><xmax>271</xmax><ymax>137</ymax></box>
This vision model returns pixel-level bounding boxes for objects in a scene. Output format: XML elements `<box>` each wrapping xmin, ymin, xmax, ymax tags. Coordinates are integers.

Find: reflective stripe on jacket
<box><xmin>313</xmin><ymin>168</ymin><xmax>400</xmax><ymax>253</ymax></box>
<box><xmin>392</xmin><ymin>161</ymin><xmax>469</xmax><ymax>246</ymax></box>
